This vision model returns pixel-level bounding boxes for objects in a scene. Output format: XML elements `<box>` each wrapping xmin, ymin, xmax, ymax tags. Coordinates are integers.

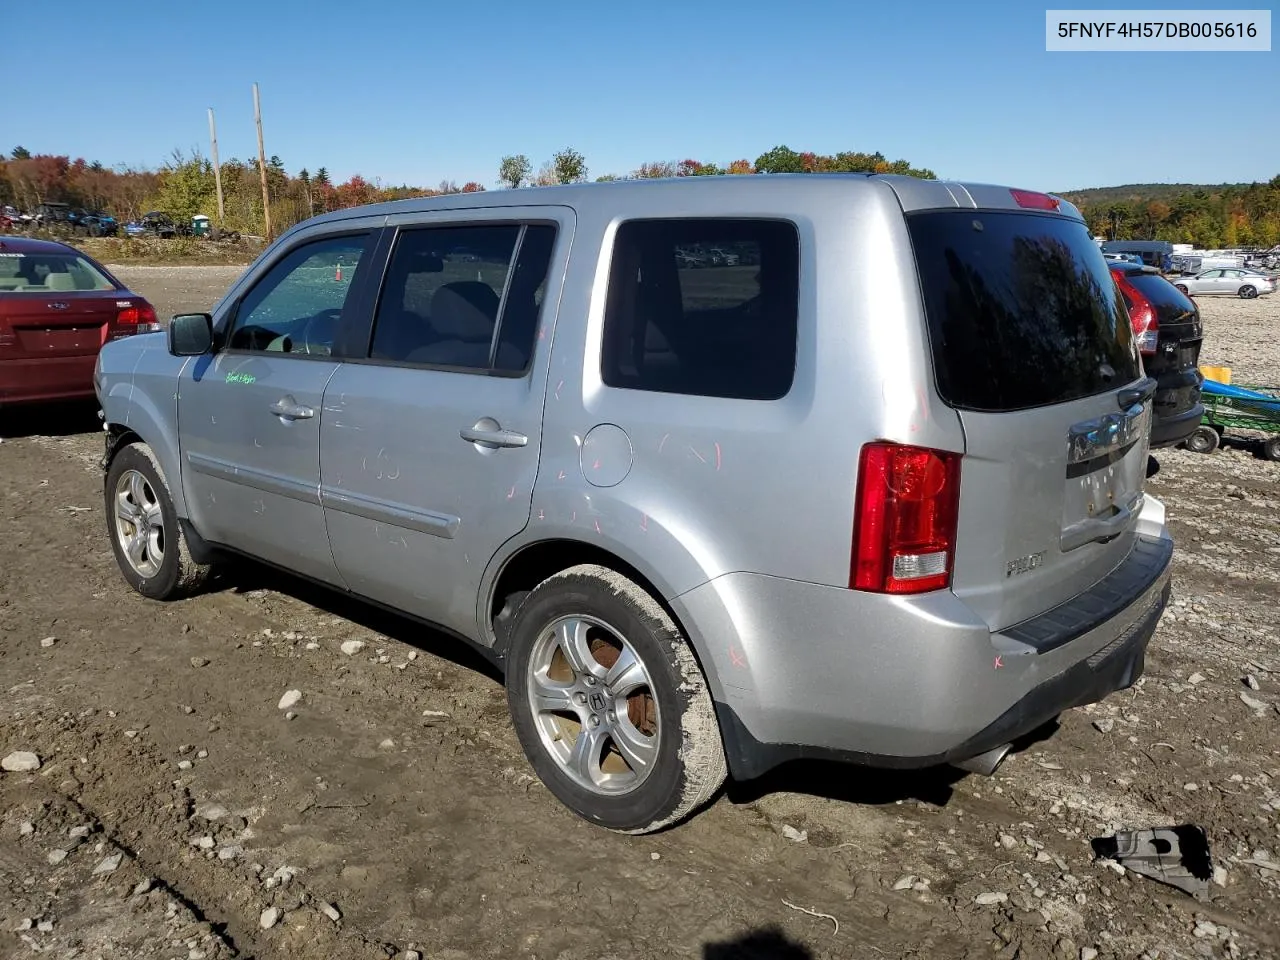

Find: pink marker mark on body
<box><xmin>640</xmin><ymin>513</ymin><xmax>648</xmax><ymax>532</ymax></box>
<box><xmin>554</xmin><ymin>379</ymin><xmax>564</xmax><ymax>400</ymax></box>
<box><xmin>714</xmin><ymin>442</ymin><xmax>722</xmax><ymax>470</ymax></box>
<box><xmin>506</xmin><ymin>486</ymin><xmax>515</xmax><ymax>500</ymax></box>
<box><xmin>729</xmin><ymin>645</ymin><xmax>746</xmax><ymax>668</ymax></box>
<box><xmin>993</xmin><ymin>655</ymin><xmax>1004</xmax><ymax>670</ymax></box>
<box><xmin>594</xmin><ymin>519</ymin><xmax>601</xmax><ymax>533</ymax></box>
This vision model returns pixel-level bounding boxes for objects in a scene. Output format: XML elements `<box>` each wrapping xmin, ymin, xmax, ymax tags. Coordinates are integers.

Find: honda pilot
<box><xmin>94</xmin><ymin>175</ymin><xmax>1174</xmax><ymax>833</ymax></box>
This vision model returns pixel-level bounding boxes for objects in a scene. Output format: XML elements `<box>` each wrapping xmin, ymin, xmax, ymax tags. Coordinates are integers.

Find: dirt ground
<box><xmin>2</xmin><ymin>270</ymin><xmax>1279</xmax><ymax>960</ymax></box>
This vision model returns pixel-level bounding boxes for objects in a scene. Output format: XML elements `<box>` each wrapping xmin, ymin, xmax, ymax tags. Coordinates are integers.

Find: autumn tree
<box><xmin>461</xmin><ymin>181</ymin><xmax>486</xmax><ymax>193</ymax></box>
<box><xmin>498</xmin><ymin>154</ymin><xmax>531</xmax><ymax>189</ymax></box>
<box><xmin>551</xmin><ymin>147</ymin><xmax>587</xmax><ymax>184</ymax></box>
<box><xmin>153</xmin><ymin>150</ymin><xmax>217</xmax><ymax>224</ymax></box>
<box><xmin>754</xmin><ymin>145</ymin><xmax>805</xmax><ymax>174</ymax></box>
<box><xmin>635</xmin><ymin>161</ymin><xmax>677</xmax><ymax>179</ymax></box>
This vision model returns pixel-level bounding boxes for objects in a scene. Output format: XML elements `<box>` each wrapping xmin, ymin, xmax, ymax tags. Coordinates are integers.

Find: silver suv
<box><xmin>96</xmin><ymin>175</ymin><xmax>1174</xmax><ymax>833</ymax></box>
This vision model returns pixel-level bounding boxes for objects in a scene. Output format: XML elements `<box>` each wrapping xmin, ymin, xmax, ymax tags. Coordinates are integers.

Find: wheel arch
<box><xmin>103</xmin><ymin>396</ymin><xmax>187</xmax><ymax>517</ymax></box>
<box><xmin>482</xmin><ymin>536</ymin><xmax>729</xmax><ymax>704</ymax></box>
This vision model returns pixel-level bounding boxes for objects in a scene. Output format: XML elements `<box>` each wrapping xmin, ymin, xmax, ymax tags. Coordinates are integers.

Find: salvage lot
<box><xmin>1</xmin><ymin>267</ymin><xmax>1279</xmax><ymax>960</ymax></box>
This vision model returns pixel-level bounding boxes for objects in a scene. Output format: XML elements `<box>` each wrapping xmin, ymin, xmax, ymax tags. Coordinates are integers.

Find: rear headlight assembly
<box><xmin>112</xmin><ymin>302</ymin><xmax>161</xmax><ymax>337</ymax></box>
<box><xmin>851</xmin><ymin>442</ymin><xmax>962</xmax><ymax>594</ymax></box>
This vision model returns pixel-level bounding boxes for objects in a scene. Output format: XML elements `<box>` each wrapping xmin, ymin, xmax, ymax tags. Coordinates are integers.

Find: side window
<box><xmin>601</xmin><ymin>218</ymin><xmax>799</xmax><ymax>400</ymax></box>
<box><xmin>227</xmin><ymin>233</ymin><xmax>371</xmax><ymax>355</ymax></box>
<box><xmin>369</xmin><ymin>223</ymin><xmax>557</xmax><ymax>373</ymax></box>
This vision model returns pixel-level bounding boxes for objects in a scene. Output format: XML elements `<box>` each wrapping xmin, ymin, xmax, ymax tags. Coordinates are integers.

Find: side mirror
<box><xmin>168</xmin><ymin>313</ymin><xmax>214</xmax><ymax>356</ymax></box>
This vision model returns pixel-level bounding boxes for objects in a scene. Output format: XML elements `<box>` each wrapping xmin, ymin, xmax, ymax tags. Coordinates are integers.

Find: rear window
<box><xmin>1126</xmin><ymin>272</ymin><xmax>1198</xmax><ymax>328</ymax></box>
<box><xmin>907</xmin><ymin>210</ymin><xmax>1140</xmax><ymax>412</ymax></box>
<box><xmin>0</xmin><ymin>251</ymin><xmax>116</xmax><ymax>292</ymax></box>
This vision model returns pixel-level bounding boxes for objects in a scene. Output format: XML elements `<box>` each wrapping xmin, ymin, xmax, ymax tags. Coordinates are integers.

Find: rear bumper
<box><xmin>1149</xmin><ymin>368</ymin><xmax>1204</xmax><ymax>449</ymax></box>
<box><xmin>673</xmin><ymin>504</ymin><xmax>1174</xmax><ymax>781</ymax></box>
<box><xmin>0</xmin><ymin>355</ymin><xmax>98</xmax><ymax>405</ymax></box>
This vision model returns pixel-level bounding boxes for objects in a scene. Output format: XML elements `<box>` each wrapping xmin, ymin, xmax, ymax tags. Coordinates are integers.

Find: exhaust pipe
<box><xmin>952</xmin><ymin>743</ymin><xmax>1012</xmax><ymax>777</ymax></box>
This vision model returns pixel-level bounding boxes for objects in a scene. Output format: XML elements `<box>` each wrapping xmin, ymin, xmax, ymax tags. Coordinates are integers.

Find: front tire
<box><xmin>1240</xmin><ymin>285</ymin><xmax>1257</xmax><ymax>299</ymax></box>
<box><xmin>105</xmin><ymin>442</ymin><xmax>212</xmax><ymax>600</ymax></box>
<box><xmin>1263</xmin><ymin>437</ymin><xmax>1280</xmax><ymax>462</ymax></box>
<box><xmin>504</xmin><ymin>564</ymin><xmax>727</xmax><ymax>833</ymax></box>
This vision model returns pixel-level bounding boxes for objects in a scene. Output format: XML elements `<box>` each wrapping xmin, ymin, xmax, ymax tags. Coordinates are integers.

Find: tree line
<box><xmin>0</xmin><ymin>142</ymin><xmax>935</xmax><ymax>239</ymax></box>
<box><xmin>5</xmin><ymin>141</ymin><xmax>1275</xmax><ymax>248</ymax></box>
<box><xmin>1063</xmin><ymin>178</ymin><xmax>1280</xmax><ymax>248</ymax></box>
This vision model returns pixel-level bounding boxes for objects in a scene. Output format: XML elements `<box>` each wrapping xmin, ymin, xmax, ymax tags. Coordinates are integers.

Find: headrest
<box><xmin>430</xmin><ymin>281</ymin><xmax>499</xmax><ymax>341</ymax></box>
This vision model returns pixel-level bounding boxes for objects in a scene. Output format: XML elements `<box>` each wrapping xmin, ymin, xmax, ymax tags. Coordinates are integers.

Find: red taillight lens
<box><xmin>116</xmin><ymin>303</ymin><xmax>156</xmax><ymax>325</ymax></box>
<box><xmin>113</xmin><ymin>302</ymin><xmax>160</xmax><ymax>336</ymax></box>
<box><xmin>851</xmin><ymin>443</ymin><xmax>962</xmax><ymax>595</ymax></box>
<box><xmin>1010</xmin><ymin>188</ymin><xmax>1061</xmax><ymax>211</ymax></box>
<box><xmin>1114</xmin><ymin>275</ymin><xmax>1158</xmax><ymax>355</ymax></box>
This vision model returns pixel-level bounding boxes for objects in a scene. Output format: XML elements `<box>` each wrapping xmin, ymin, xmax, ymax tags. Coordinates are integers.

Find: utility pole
<box><xmin>207</xmin><ymin>108</ymin><xmax>225</xmax><ymax>224</ymax></box>
<box><xmin>253</xmin><ymin>82</ymin><xmax>272</xmax><ymax>241</ymax></box>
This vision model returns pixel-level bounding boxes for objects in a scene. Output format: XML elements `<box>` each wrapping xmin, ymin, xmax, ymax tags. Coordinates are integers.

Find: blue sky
<box><xmin>5</xmin><ymin>1</ymin><xmax>1275</xmax><ymax>190</ymax></box>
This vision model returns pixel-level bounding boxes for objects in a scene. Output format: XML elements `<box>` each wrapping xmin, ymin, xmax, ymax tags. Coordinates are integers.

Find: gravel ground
<box><xmin>108</xmin><ymin>265</ymin><xmax>248</xmax><ymax>320</ymax></box>
<box><xmin>1</xmin><ymin>276</ymin><xmax>1279</xmax><ymax>960</ymax></box>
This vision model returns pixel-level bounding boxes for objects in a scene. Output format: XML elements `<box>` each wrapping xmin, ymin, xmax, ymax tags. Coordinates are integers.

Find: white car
<box><xmin>1173</xmin><ymin>268</ymin><xmax>1276</xmax><ymax>299</ymax></box>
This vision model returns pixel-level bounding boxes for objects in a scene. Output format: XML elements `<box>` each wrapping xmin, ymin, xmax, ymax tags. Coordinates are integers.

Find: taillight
<box><xmin>113</xmin><ymin>302</ymin><xmax>160</xmax><ymax>336</ymax></box>
<box><xmin>851</xmin><ymin>443</ymin><xmax>962</xmax><ymax>595</ymax></box>
<box><xmin>1010</xmin><ymin>188</ymin><xmax>1061</xmax><ymax>211</ymax></box>
<box><xmin>1114</xmin><ymin>275</ymin><xmax>1158</xmax><ymax>355</ymax></box>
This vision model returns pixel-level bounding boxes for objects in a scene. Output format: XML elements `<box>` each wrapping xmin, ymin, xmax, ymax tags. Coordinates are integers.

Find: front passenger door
<box><xmin>178</xmin><ymin>229</ymin><xmax>376</xmax><ymax>585</ymax></box>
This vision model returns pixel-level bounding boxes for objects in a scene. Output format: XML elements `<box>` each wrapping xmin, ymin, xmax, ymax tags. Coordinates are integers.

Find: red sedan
<box><xmin>0</xmin><ymin>237</ymin><xmax>159</xmax><ymax>409</ymax></box>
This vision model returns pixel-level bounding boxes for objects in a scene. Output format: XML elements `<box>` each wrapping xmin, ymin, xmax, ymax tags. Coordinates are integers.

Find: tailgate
<box><xmin>905</xmin><ymin>206</ymin><xmax>1152</xmax><ymax>631</ymax></box>
<box><xmin>952</xmin><ymin>389</ymin><xmax>1151</xmax><ymax>630</ymax></box>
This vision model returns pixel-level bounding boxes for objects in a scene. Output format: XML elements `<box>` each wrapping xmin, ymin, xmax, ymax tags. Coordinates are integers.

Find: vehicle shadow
<box><xmin>725</xmin><ymin>719</ymin><xmax>1060</xmax><ymax>810</ymax></box>
<box><xmin>0</xmin><ymin>400</ymin><xmax>101</xmax><ymax>439</ymax></box>
<box><xmin>703</xmin><ymin>926</ymin><xmax>814</xmax><ymax>959</ymax></box>
<box><xmin>217</xmin><ymin>561</ymin><xmax>503</xmax><ymax>683</ymax></box>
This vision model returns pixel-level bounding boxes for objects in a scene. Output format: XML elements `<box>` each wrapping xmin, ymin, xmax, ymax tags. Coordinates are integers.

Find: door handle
<box><xmin>1061</xmin><ymin>495</ymin><xmax>1141</xmax><ymax>552</ymax></box>
<box><xmin>269</xmin><ymin>396</ymin><xmax>315</xmax><ymax>420</ymax></box>
<box><xmin>460</xmin><ymin>425</ymin><xmax>528</xmax><ymax>448</ymax></box>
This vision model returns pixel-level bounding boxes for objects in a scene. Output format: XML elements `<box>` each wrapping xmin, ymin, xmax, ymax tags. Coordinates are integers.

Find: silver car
<box><xmin>1173</xmin><ymin>268</ymin><xmax>1276</xmax><ymax>298</ymax></box>
<box><xmin>95</xmin><ymin>176</ymin><xmax>1174</xmax><ymax>833</ymax></box>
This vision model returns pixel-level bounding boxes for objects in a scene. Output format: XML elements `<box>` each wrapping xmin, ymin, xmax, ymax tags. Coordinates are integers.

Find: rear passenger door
<box><xmin>318</xmin><ymin>208</ymin><xmax>572</xmax><ymax>638</ymax></box>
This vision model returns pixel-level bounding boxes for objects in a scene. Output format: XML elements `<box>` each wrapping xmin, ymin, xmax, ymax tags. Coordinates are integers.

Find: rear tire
<box><xmin>105</xmin><ymin>442</ymin><xmax>212</xmax><ymax>600</ymax></box>
<box><xmin>1240</xmin><ymin>285</ymin><xmax>1257</xmax><ymax>299</ymax></box>
<box><xmin>1184</xmin><ymin>425</ymin><xmax>1220</xmax><ymax>455</ymax></box>
<box><xmin>504</xmin><ymin>564</ymin><xmax>727</xmax><ymax>833</ymax></box>
<box><xmin>1263</xmin><ymin>437</ymin><xmax>1280</xmax><ymax>462</ymax></box>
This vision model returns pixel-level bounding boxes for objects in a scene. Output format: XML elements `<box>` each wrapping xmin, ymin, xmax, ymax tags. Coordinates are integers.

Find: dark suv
<box><xmin>1109</xmin><ymin>263</ymin><xmax>1204</xmax><ymax>449</ymax></box>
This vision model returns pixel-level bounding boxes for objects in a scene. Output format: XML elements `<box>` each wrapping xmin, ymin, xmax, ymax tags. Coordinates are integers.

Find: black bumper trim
<box><xmin>1003</xmin><ymin>534</ymin><xmax>1173</xmax><ymax>654</ymax></box>
<box><xmin>715</xmin><ymin>576</ymin><xmax>1170</xmax><ymax>783</ymax></box>
<box><xmin>1150</xmin><ymin>400</ymin><xmax>1205</xmax><ymax>449</ymax></box>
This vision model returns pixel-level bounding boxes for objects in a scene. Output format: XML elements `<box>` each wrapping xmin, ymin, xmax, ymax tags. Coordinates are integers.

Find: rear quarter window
<box><xmin>907</xmin><ymin>210</ymin><xmax>1141</xmax><ymax>412</ymax></box>
<box><xmin>601</xmin><ymin>218</ymin><xmax>799</xmax><ymax>401</ymax></box>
